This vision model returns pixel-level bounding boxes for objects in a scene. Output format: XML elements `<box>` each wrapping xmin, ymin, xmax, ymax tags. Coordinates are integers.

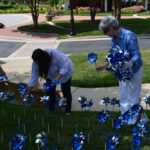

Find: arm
<box><xmin>127</xmin><ymin>33</ymin><xmax>141</xmax><ymax>64</ymax></box>
<box><xmin>97</xmin><ymin>61</ymin><xmax>109</xmax><ymax>71</ymax></box>
<box><xmin>26</xmin><ymin>61</ymin><xmax>39</xmax><ymax>95</ymax></box>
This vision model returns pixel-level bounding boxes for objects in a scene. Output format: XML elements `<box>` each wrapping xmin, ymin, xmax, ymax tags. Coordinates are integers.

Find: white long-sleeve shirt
<box><xmin>29</xmin><ymin>49</ymin><xmax>74</xmax><ymax>87</ymax></box>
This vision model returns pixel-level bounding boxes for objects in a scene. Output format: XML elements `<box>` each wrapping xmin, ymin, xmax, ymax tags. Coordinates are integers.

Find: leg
<box><xmin>61</xmin><ymin>78</ymin><xmax>72</xmax><ymax>113</ymax></box>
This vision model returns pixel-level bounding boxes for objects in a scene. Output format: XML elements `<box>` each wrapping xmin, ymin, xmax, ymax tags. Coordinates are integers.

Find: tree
<box><xmin>25</xmin><ymin>0</ymin><xmax>40</xmax><ymax>28</ymax></box>
<box><xmin>112</xmin><ymin>0</ymin><xmax>122</xmax><ymax>24</ymax></box>
<box><xmin>87</xmin><ymin>0</ymin><xmax>98</xmax><ymax>22</ymax></box>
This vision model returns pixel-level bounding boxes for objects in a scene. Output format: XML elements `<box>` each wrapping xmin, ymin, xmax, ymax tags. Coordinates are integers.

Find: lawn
<box><xmin>18</xmin><ymin>18</ymin><xmax>150</xmax><ymax>39</ymax></box>
<box><xmin>0</xmin><ymin>102</ymin><xmax>150</xmax><ymax>150</ymax></box>
<box><xmin>69</xmin><ymin>49</ymin><xmax>150</xmax><ymax>87</ymax></box>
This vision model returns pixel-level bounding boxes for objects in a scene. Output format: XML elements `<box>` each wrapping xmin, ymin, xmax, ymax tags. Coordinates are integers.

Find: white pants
<box><xmin>119</xmin><ymin>66</ymin><xmax>143</xmax><ymax>115</ymax></box>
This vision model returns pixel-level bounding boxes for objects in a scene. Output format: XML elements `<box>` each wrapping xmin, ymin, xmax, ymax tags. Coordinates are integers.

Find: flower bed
<box><xmin>121</xmin><ymin>5</ymin><xmax>146</xmax><ymax>14</ymax></box>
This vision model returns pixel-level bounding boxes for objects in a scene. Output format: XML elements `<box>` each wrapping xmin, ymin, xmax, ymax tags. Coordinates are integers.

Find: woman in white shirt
<box><xmin>27</xmin><ymin>48</ymin><xmax>74</xmax><ymax>114</ymax></box>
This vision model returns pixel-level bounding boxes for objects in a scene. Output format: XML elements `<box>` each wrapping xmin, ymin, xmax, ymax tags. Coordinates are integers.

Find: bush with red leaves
<box><xmin>73</xmin><ymin>7</ymin><xmax>101</xmax><ymax>13</ymax></box>
<box><xmin>121</xmin><ymin>5</ymin><xmax>146</xmax><ymax>14</ymax></box>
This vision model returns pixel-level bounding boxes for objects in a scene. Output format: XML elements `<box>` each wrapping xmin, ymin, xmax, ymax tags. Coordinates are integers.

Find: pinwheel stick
<box><xmin>95</xmin><ymin>62</ymin><xmax>100</xmax><ymax>78</ymax></box>
<box><xmin>101</xmin><ymin>122</ymin><xmax>103</xmax><ymax>134</ymax></box>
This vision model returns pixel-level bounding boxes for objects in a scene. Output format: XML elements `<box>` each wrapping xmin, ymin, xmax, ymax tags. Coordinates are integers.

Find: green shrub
<box><xmin>2</xmin><ymin>0</ymin><xmax>8</xmax><ymax>5</ymax></box>
<box><xmin>121</xmin><ymin>9</ymin><xmax>134</xmax><ymax>14</ymax></box>
<box><xmin>0</xmin><ymin>5</ymin><xmax>12</xmax><ymax>9</ymax></box>
<box><xmin>10</xmin><ymin>0</ymin><xmax>16</xmax><ymax>5</ymax></box>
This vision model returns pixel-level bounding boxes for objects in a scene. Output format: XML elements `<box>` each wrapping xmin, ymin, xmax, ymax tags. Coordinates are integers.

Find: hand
<box><xmin>122</xmin><ymin>62</ymin><xmax>133</xmax><ymax>70</ymax></box>
<box><xmin>97</xmin><ymin>65</ymin><xmax>106</xmax><ymax>71</ymax></box>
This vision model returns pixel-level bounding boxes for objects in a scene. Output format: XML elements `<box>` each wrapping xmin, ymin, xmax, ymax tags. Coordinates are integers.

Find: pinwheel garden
<box><xmin>0</xmin><ymin>47</ymin><xmax>150</xmax><ymax>150</ymax></box>
<box><xmin>0</xmin><ymin>101</ymin><xmax>150</xmax><ymax>150</ymax></box>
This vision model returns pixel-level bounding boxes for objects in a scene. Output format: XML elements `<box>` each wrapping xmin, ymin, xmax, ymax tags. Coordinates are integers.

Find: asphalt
<box><xmin>0</xmin><ymin>14</ymin><xmax>150</xmax><ymax>111</ymax></box>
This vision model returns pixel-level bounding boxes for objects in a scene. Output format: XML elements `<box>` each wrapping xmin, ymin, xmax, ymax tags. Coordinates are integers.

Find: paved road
<box><xmin>0</xmin><ymin>36</ymin><xmax>150</xmax><ymax>57</ymax></box>
<box><xmin>0</xmin><ymin>41</ymin><xmax>25</xmax><ymax>57</ymax></box>
<box><xmin>57</xmin><ymin>36</ymin><xmax>150</xmax><ymax>54</ymax></box>
<box><xmin>0</xmin><ymin>14</ymin><xmax>32</xmax><ymax>26</ymax></box>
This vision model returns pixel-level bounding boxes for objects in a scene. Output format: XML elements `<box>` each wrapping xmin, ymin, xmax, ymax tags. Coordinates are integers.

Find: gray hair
<box><xmin>99</xmin><ymin>16</ymin><xmax>120</xmax><ymax>31</ymax></box>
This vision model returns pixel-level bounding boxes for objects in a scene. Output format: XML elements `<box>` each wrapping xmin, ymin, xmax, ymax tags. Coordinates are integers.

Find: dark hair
<box><xmin>32</xmin><ymin>48</ymin><xmax>51</xmax><ymax>78</ymax></box>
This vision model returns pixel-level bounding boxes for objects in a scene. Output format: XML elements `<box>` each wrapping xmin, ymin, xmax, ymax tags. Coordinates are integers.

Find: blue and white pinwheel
<box><xmin>106</xmin><ymin>46</ymin><xmax>133</xmax><ymax>81</ymax></box>
<box><xmin>78</xmin><ymin>96</ymin><xmax>93</xmax><ymax>111</ymax></box>
<box><xmin>23</xmin><ymin>94</ymin><xmax>34</xmax><ymax>106</ymax></box>
<box><xmin>40</xmin><ymin>96</ymin><xmax>50</xmax><ymax>113</ymax></box>
<box><xmin>143</xmin><ymin>95</ymin><xmax>150</xmax><ymax>110</ymax></box>
<box><xmin>12</xmin><ymin>133</ymin><xmax>27</xmax><ymax>150</ymax></box>
<box><xmin>101</xmin><ymin>97</ymin><xmax>110</xmax><ymax>110</ymax></box>
<box><xmin>40</xmin><ymin>96</ymin><xmax>50</xmax><ymax>104</ymax></box>
<box><xmin>0</xmin><ymin>76</ymin><xmax>8</xmax><ymax>82</ymax></box>
<box><xmin>35</xmin><ymin>132</ymin><xmax>50</xmax><ymax>150</ymax></box>
<box><xmin>107</xmin><ymin>135</ymin><xmax>119</xmax><ymax>150</ymax></box>
<box><xmin>87</xmin><ymin>52</ymin><xmax>100</xmax><ymax>77</ymax></box>
<box><xmin>43</xmin><ymin>80</ymin><xmax>59</xmax><ymax>93</ymax></box>
<box><xmin>72</xmin><ymin>132</ymin><xmax>87</xmax><ymax>150</ymax></box>
<box><xmin>98</xmin><ymin>110</ymin><xmax>110</xmax><ymax>134</ymax></box>
<box><xmin>18</xmin><ymin>83</ymin><xmax>27</xmax><ymax>96</ymax></box>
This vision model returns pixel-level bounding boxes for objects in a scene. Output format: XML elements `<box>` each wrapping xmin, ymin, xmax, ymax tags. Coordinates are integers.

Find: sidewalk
<box><xmin>0</xmin><ymin>14</ymin><xmax>150</xmax><ymax>111</ymax></box>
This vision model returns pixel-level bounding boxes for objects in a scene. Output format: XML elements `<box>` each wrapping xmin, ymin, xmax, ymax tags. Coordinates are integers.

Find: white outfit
<box><xmin>119</xmin><ymin>66</ymin><xmax>143</xmax><ymax>115</ymax></box>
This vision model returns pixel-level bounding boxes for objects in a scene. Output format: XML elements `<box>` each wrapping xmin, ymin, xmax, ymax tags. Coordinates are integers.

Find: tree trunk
<box><xmin>32</xmin><ymin>13</ymin><xmax>38</xmax><ymax>28</ymax></box>
<box><xmin>90</xmin><ymin>7</ymin><xmax>97</xmax><ymax>22</ymax></box>
<box><xmin>25</xmin><ymin>0</ymin><xmax>39</xmax><ymax>28</ymax></box>
<box><xmin>87</xmin><ymin>0</ymin><xmax>98</xmax><ymax>22</ymax></box>
<box><xmin>112</xmin><ymin>0</ymin><xmax>122</xmax><ymax>24</ymax></box>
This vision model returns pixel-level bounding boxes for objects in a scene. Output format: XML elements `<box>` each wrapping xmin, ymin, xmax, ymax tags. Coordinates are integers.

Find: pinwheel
<box><xmin>87</xmin><ymin>52</ymin><xmax>100</xmax><ymax>77</ymax></box>
<box><xmin>107</xmin><ymin>135</ymin><xmax>119</xmax><ymax>150</ymax></box>
<box><xmin>98</xmin><ymin>110</ymin><xmax>110</xmax><ymax>134</ymax></box>
<box><xmin>72</xmin><ymin>132</ymin><xmax>87</xmax><ymax>150</ymax></box>
<box><xmin>0</xmin><ymin>76</ymin><xmax>8</xmax><ymax>82</ymax></box>
<box><xmin>12</xmin><ymin>133</ymin><xmax>27</xmax><ymax>150</ymax></box>
<box><xmin>142</xmin><ymin>95</ymin><xmax>150</xmax><ymax>110</ymax></box>
<box><xmin>106</xmin><ymin>46</ymin><xmax>133</xmax><ymax>81</ymax></box>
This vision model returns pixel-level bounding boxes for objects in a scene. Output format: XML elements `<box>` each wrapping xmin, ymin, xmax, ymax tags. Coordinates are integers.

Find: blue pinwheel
<box><xmin>35</xmin><ymin>132</ymin><xmax>50</xmax><ymax>150</ymax></box>
<box><xmin>109</xmin><ymin>97</ymin><xmax>119</xmax><ymax>111</ymax></box>
<box><xmin>72</xmin><ymin>132</ymin><xmax>87</xmax><ymax>150</ymax></box>
<box><xmin>142</xmin><ymin>95</ymin><xmax>150</xmax><ymax>110</ymax></box>
<box><xmin>22</xmin><ymin>94</ymin><xmax>34</xmax><ymax>107</ymax></box>
<box><xmin>107</xmin><ymin>135</ymin><xmax>119</xmax><ymax>150</ymax></box>
<box><xmin>12</xmin><ymin>133</ymin><xmax>27</xmax><ymax>150</ymax></box>
<box><xmin>78</xmin><ymin>96</ymin><xmax>93</xmax><ymax>111</ymax></box>
<box><xmin>40</xmin><ymin>96</ymin><xmax>50</xmax><ymax>113</ymax></box>
<box><xmin>87</xmin><ymin>52</ymin><xmax>100</xmax><ymax>77</ymax></box>
<box><xmin>43</xmin><ymin>81</ymin><xmax>55</xmax><ymax>93</ymax></box>
<box><xmin>0</xmin><ymin>76</ymin><xmax>8</xmax><ymax>82</ymax></box>
<box><xmin>101</xmin><ymin>97</ymin><xmax>110</xmax><ymax>110</ymax></box>
<box><xmin>106</xmin><ymin>46</ymin><xmax>133</xmax><ymax>81</ymax></box>
<box><xmin>113</xmin><ymin>118</ymin><xmax>121</xmax><ymax>134</ymax></box>
<box><xmin>18</xmin><ymin>83</ymin><xmax>27</xmax><ymax>96</ymax></box>
<box><xmin>98</xmin><ymin>110</ymin><xmax>110</xmax><ymax>134</ymax></box>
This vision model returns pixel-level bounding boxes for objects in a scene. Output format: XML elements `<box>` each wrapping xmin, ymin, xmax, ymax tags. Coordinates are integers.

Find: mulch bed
<box><xmin>0</xmin><ymin>81</ymin><xmax>62</xmax><ymax>109</ymax></box>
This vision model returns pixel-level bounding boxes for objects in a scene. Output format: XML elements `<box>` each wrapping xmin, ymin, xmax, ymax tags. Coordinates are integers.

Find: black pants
<box><xmin>47</xmin><ymin>78</ymin><xmax>72</xmax><ymax>113</ymax></box>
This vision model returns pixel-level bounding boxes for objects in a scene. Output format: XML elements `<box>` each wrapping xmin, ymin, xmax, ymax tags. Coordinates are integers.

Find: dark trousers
<box><xmin>47</xmin><ymin>78</ymin><xmax>72</xmax><ymax>113</ymax></box>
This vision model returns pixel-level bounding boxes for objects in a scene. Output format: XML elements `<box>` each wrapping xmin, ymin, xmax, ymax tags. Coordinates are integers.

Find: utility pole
<box><xmin>70</xmin><ymin>0</ymin><xmax>75</xmax><ymax>36</ymax></box>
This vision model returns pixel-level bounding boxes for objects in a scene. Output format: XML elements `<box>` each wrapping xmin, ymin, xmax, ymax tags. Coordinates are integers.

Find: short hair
<box><xmin>99</xmin><ymin>16</ymin><xmax>120</xmax><ymax>32</ymax></box>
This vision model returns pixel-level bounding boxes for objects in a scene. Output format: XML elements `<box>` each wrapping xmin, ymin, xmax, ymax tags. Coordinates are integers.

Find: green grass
<box><xmin>60</xmin><ymin>10</ymin><xmax>134</xmax><ymax>16</ymax></box>
<box><xmin>137</xmin><ymin>11</ymin><xmax>150</xmax><ymax>16</ymax></box>
<box><xmin>0</xmin><ymin>102</ymin><xmax>150</xmax><ymax>150</ymax></box>
<box><xmin>69</xmin><ymin>49</ymin><xmax>150</xmax><ymax>87</ymax></box>
<box><xmin>18</xmin><ymin>18</ymin><xmax>150</xmax><ymax>39</ymax></box>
